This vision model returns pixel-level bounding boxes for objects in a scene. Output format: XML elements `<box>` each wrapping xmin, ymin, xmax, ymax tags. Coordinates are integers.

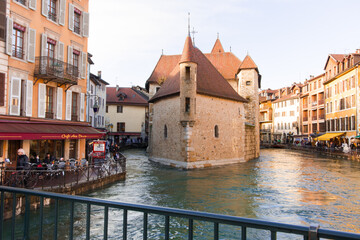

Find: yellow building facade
<box><xmin>324</xmin><ymin>53</ymin><xmax>359</xmax><ymax>142</ymax></box>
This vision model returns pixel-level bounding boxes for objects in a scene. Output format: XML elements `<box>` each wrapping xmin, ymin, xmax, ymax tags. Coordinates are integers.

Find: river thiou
<box><xmin>147</xmin><ymin>35</ymin><xmax>260</xmax><ymax>169</ymax></box>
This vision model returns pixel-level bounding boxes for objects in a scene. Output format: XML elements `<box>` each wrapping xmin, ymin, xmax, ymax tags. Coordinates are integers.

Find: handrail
<box><xmin>1</xmin><ymin>186</ymin><xmax>359</xmax><ymax>239</ymax></box>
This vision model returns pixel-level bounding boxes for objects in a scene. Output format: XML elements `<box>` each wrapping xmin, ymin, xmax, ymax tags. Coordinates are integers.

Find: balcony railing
<box><xmin>312</xmin><ymin>116</ymin><xmax>317</xmax><ymax>121</ymax></box>
<box><xmin>71</xmin><ymin>114</ymin><xmax>78</xmax><ymax>122</ymax></box>
<box><xmin>303</xmin><ymin>117</ymin><xmax>308</xmax><ymax>122</ymax></box>
<box><xmin>311</xmin><ymin>102</ymin><xmax>317</xmax><ymax>107</ymax></box>
<box><xmin>319</xmin><ymin>114</ymin><xmax>325</xmax><ymax>120</ymax></box>
<box><xmin>318</xmin><ymin>99</ymin><xmax>324</xmax><ymax>105</ymax></box>
<box><xmin>34</xmin><ymin>56</ymin><xmax>79</xmax><ymax>85</ymax></box>
<box><xmin>1</xmin><ymin>186</ymin><xmax>360</xmax><ymax>240</ymax></box>
<box><xmin>45</xmin><ymin>111</ymin><xmax>54</xmax><ymax>119</ymax></box>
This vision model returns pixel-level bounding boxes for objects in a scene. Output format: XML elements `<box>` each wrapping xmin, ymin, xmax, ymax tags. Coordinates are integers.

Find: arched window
<box><xmin>214</xmin><ymin>125</ymin><xmax>219</xmax><ymax>138</ymax></box>
<box><xmin>164</xmin><ymin>125</ymin><xmax>167</xmax><ymax>138</ymax></box>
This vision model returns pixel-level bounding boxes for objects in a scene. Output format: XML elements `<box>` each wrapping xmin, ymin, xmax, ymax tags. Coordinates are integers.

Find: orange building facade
<box><xmin>323</xmin><ymin>53</ymin><xmax>360</xmax><ymax>142</ymax></box>
<box><xmin>0</xmin><ymin>0</ymin><xmax>102</xmax><ymax>163</ymax></box>
<box><xmin>300</xmin><ymin>74</ymin><xmax>326</xmax><ymax>138</ymax></box>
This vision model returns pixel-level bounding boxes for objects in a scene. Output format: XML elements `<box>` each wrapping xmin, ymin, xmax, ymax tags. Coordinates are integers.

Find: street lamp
<box><xmin>92</xmin><ymin>98</ymin><xmax>99</xmax><ymax>113</ymax></box>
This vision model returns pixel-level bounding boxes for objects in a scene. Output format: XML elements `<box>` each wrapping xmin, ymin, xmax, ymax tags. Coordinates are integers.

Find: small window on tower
<box><xmin>185</xmin><ymin>67</ymin><xmax>190</xmax><ymax>80</ymax></box>
<box><xmin>246</xmin><ymin>81</ymin><xmax>251</xmax><ymax>86</ymax></box>
<box><xmin>214</xmin><ymin>125</ymin><xmax>219</xmax><ymax>138</ymax></box>
<box><xmin>185</xmin><ymin>97</ymin><xmax>190</xmax><ymax>112</ymax></box>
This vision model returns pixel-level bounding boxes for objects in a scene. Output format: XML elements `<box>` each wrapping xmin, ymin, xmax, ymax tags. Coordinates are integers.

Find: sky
<box><xmin>88</xmin><ymin>0</ymin><xmax>360</xmax><ymax>90</ymax></box>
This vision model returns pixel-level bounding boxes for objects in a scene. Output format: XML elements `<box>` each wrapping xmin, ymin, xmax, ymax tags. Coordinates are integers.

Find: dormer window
<box><xmin>185</xmin><ymin>66</ymin><xmax>190</xmax><ymax>81</ymax></box>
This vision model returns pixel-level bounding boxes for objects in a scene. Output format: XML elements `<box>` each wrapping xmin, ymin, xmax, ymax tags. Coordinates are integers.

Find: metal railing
<box><xmin>0</xmin><ymin>186</ymin><xmax>359</xmax><ymax>240</ymax></box>
<box><xmin>34</xmin><ymin>56</ymin><xmax>79</xmax><ymax>85</ymax></box>
<box><xmin>0</xmin><ymin>158</ymin><xmax>126</xmax><ymax>190</ymax></box>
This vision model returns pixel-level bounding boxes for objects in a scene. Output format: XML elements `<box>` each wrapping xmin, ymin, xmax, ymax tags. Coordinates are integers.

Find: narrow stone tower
<box><xmin>179</xmin><ymin>36</ymin><xmax>197</xmax><ymax>162</ymax></box>
<box><xmin>237</xmin><ymin>55</ymin><xmax>261</xmax><ymax>159</ymax></box>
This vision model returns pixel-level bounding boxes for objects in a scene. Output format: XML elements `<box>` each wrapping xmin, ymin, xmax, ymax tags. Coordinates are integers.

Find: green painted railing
<box><xmin>0</xmin><ymin>186</ymin><xmax>359</xmax><ymax>240</ymax></box>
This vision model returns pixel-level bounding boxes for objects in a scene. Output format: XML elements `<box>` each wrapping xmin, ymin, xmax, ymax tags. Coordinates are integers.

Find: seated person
<box><xmin>43</xmin><ymin>153</ymin><xmax>55</xmax><ymax>164</ymax></box>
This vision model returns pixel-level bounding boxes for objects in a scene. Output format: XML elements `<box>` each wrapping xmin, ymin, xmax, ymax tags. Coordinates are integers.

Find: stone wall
<box><xmin>149</xmin><ymin>96</ymin><xmax>183</xmax><ymax>162</ymax></box>
<box><xmin>244</xmin><ymin>125</ymin><xmax>258</xmax><ymax>160</ymax></box>
<box><xmin>191</xmin><ymin>95</ymin><xmax>245</xmax><ymax>164</ymax></box>
<box><xmin>149</xmin><ymin>94</ymin><xmax>249</xmax><ymax>169</ymax></box>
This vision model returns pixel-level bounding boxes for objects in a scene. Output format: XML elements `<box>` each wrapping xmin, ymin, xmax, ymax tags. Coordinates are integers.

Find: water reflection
<box><xmin>3</xmin><ymin>148</ymin><xmax>360</xmax><ymax>239</ymax></box>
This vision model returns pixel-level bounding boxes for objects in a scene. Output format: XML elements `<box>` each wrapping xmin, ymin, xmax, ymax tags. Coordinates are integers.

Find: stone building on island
<box><xmin>146</xmin><ymin>35</ymin><xmax>261</xmax><ymax>169</ymax></box>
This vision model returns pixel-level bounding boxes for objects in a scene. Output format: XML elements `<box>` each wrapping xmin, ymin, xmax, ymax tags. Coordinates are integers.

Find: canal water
<box><xmin>4</xmin><ymin>148</ymin><xmax>360</xmax><ymax>239</ymax></box>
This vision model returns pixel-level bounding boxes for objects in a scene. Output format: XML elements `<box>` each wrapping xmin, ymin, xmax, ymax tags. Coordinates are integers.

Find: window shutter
<box><xmin>0</xmin><ymin>73</ymin><xmax>4</xmax><ymax>106</ymax></box>
<box><xmin>68</xmin><ymin>3</ymin><xmax>74</xmax><ymax>31</ymax></box>
<box><xmin>58</xmin><ymin>41</ymin><xmax>64</xmax><ymax>61</ymax></box>
<box><xmin>80</xmin><ymin>93</ymin><xmax>85</xmax><ymax>121</ymax></box>
<box><xmin>38</xmin><ymin>83</ymin><xmax>46</xmax><ymax>118</ymax></box>
<box><xmin>25</xmin><ymin>80</ymin><xmax>33</xmax><ymax>117</ymax></box>
<box><xmin>59</xmin><ymin>0</ymin><xmax>66</xmax><ymax>26</ymax></box>
<box><xmin>9</xmin><ymin>77</ymin><xmax>21</xmax><ymax>116</ymax></box>
<box><xmin>65</xmin><ymin>90</ymin><xmax>72</xmax><ymax>120</ymax></box>
<box><xmin>29</xmin><ymin>0</ymin><xmax>37</xmax><ymax>10</ymax></box>
<box><xmin>41</xmin><ymin>0</ymin><xmax>48</xmax><ymax>17</ymax></box>
<box><xmin>6</xmin><ymin>17</ymin><xmax>13</xmax><ymax>56</ymax></box>
<box><xmin>41</xmin><ymin>33</ymin><xmax>47</xmax><ymax>57</ymax></box>
<box><xmin>27</xmin><ymin>28</ymin><xmax>36</xmax><ymax>63</ymax></box>
<box><xmin>67</xmin><ymin>45</ymin><xmax>73</xmax><ymax>65</ymax></box>
<box><xmin>81</xmin><ymin>52</ymin><xmax>87</xmax><ymax>79</ymax></box>
<box><xmin>82</xmin><ymin>12</ymin><xmax>89</xmax><ymax>37</ymax></box>
<box><xmin>56</xmin><ymin>87</ymin><xmax>63</xmax><ymax>119</ymax></box>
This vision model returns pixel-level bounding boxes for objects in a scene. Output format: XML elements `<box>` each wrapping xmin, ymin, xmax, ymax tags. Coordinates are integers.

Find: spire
<box><xmin>239</xmin><ymin>55</ymin><xmax>258</xmax><ymax>70</ymax></box>
<box><xmin>188</xmin><ymin>12</ymin><xmax>190</xmax><ymax>36</ymax></box>
<box><xmin>211</xmin><ymin>37</ymin><xmax>225</xmax><ymax>54</ymax></box>
<box><xmin>180</xmin><ymin>35</ymin><xmax>196</xmax><ymax>63</ymax></box>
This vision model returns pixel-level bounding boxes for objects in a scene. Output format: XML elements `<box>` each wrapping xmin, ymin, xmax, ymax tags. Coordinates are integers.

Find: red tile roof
<box><xmin>211</xmin><ymin>39</ymin><xmax>225</xmax><ymax>53</ymax></box>
<box><xmin>239</xmin><ymin>55</ymin><xmax>258</xmax><ymax>70</ymax></box>
<box><xmin>180</xmin><ymin>36</ymin><xmax>196</xmax><ymax>63</ymax></box>
<box><xmin>149</xmin><ymin>37</ymin><xmax>247</xmax><ymax>103</ymax></box>
<box><xmin>146</xmin><ymin>38</ymin><xmax>242</xmax><ymax>88</ymax></box>
<box><xmin>205</xmin><ymin>52</ymin><xmax>242</xmax><ymax>79</ymax></box>
<box><xmin>106</xmin><ymin>87</ymin><xmax>148</xmax><ymax>106</ymax></box>
<box><xmin>146</xmin><ymin>55</ymin><xmax>181</xmax><ymax>86</ymax></box>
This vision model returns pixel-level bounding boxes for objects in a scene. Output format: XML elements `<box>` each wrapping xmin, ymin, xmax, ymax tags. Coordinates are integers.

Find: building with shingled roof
<box><xmin>106</xmin><ymin>86</ymin><xmax>149</xmax><ymax>144</ymax></box>
<box><xmin>147</xmin><ymin>35</ymin><xmax>260</xmax><ymax>169</ymax></box>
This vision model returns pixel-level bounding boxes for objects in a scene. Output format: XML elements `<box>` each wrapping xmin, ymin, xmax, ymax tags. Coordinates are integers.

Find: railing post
<box><xmin>308</xmin><ymin>224</ymin><xmax>319</xmax><ymax>240</ymax></box>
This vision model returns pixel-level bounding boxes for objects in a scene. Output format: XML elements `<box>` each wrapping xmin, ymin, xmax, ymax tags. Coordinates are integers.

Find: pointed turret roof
<box><xmin>239</xmin><ymin>55</ymin><xmax>258</xmax><ymax>70</ymax></box>
<box><xmin>180</xmin><ymin>36</ymin><xmax>196</xmax><ymax>63</ymax></box>
<box><xmin>149</xmin><ymin>36</ymin><xmax>247</xmax><ymax>103</ymax></box>
<box><xmin>211</xmin><ymin>39</ymin><xmax>225</xmax><ymax>53</ymax></box>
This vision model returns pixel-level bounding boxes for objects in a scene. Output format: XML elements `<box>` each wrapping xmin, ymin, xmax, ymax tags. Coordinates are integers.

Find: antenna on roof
<box><xmin>217</xmin><ymin>32</ymin><xmax>219</xmax><ymax>39</ymax></box>
<box><xmin>162</xmin><ymin>49</ymin><xmax>164</xmax><ymax>55</ymax></box>
<box><xmin>188</xmin><ymin>12</ymin><xmax>190</xmax><ymax>36</ymax></box>
<box><xmin>191</xmin><ymin>27</ymin><xmax>198</xmax><ymax>46</ymax></box>
<box><xmin>230</xmin><ymin>46</ymin><xmax>232</xmax><ymax>52</ymax></box>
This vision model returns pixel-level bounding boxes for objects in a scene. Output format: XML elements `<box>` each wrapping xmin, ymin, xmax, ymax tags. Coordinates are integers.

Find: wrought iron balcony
<box><xmin>34</xmin><ymin>56</ymin><xmax>79</xmax><ymax>85</ymax></box>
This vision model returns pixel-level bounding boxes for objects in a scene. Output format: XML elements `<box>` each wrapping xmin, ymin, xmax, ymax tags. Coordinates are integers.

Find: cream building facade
<box><xmin>106</xmin><ymin>86</ymin><xmax>148</xmax><ymax>144</ymax></box>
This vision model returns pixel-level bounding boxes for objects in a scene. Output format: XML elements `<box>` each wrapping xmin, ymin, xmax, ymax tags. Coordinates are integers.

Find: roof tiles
<box><xmin>149</xmin><ymin>37</ymin><xmax>247</xmax><ymax>103</ymax></box>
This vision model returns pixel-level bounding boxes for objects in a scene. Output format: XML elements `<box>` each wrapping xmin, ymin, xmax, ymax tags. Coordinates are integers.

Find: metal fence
<box><xmin>1</xmin><ymin>186</ymin><xmax>360</xmax><ymax>240</ymax></box>
<box><xmin>0</xmin><ymin>158</ymin><xmax>126</xmax><ymax>190</ymax></box>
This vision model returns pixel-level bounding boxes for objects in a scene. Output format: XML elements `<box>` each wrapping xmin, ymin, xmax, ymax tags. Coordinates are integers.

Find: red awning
<box><xmin>0</xmin><ymin>121</ymin><xmax>105</xmax><ymax>140</ymax></box>
<box><xmin>108</xmin><ymin>132</ymin><xmax>141</xmax><ymax>136</ymax></box>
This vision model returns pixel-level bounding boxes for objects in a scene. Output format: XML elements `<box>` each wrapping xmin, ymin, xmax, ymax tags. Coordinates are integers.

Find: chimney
<box><xmin>116</xmin><ymin>85</ymin><xmax>119</xmax><ymax>91</ymax></box>
<box><xmin>310</xmin><ymin>75</ymin><xmax>314</xmax><ymax>79</ymax></box>
<box><xmin>97</xmin><ymin>71</ymin><xmax>102</xmax><ymax>79</ymax></box>
<box><xmin>356</xmin><ymin>49</ymin><xmax>360</xmax><ymax>54</ymax></box>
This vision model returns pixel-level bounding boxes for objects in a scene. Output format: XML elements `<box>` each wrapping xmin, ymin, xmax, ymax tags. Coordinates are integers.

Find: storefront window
<box><xmin>30</xmin><ymin>140</ymin><xmax>64</xmax><ymax>160</ymax></box>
